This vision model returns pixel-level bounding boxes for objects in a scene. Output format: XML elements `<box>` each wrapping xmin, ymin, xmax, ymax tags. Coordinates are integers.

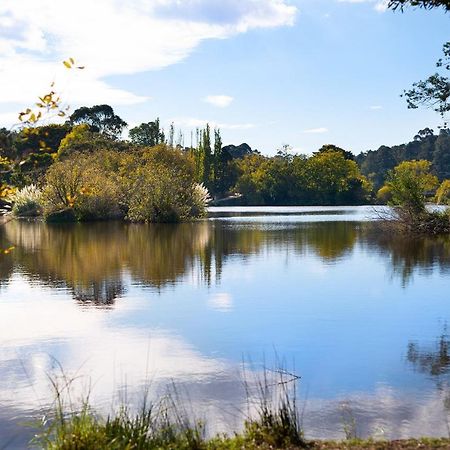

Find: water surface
<box><xmin>1</xmin><ymin>206</ymin><xmax>450</xmax><ymax>447</ymax></box>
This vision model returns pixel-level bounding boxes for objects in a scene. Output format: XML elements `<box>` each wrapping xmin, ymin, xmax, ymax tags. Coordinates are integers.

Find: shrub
<box><xmin>9</xmin><ymin>184</ymin><xmax>43</xmax><ymax>217</ymax></box>
<box><xmin>42</xmin><ymin>147</ymin><xmax>207</xmax><ymax>223</ymax></box>
<box><xmin>386</xmin><ymin>160</ymin><xmax>438</xmax><ymax>215</ymax></box>
<box><xmin>42</xmin><ymin>153</ymin><xmax>122</xmax><ymax>221</ymax></box>
<box><xmin>435</xmin><ymin>179</ymin><xmax>450</xmax><ymax>205</ymax></box>
<box><xmin>121</xmin><ymin>145</ymin><xmax>208</xmax><ymax>223</ymax></box>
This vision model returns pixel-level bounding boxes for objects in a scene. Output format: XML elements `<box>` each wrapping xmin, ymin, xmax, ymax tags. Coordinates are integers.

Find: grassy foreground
<box><xmin>33</xmin><ymin>401</ymin><xmax>450</xmax><ymax>450</ymax></box>
<box><xmin>32</xmin><ymin>369</ymin><xmax>450</xmax><ymax>450</ymax></box>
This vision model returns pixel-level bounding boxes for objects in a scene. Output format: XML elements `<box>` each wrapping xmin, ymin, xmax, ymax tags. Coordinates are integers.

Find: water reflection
<box><xmin>408</xmin><ymin>332</ymin><xmax>450</xmax><ymax>378</ymax></box>
<box><xmin>1</xmin><ymin>219</ymin><xmax>450</xmax><ymax>301</ymax></box>
<box><xmin>2</xmin><ymin>209</ymin><xmax>450</xmax><ymax>447</ymax></box>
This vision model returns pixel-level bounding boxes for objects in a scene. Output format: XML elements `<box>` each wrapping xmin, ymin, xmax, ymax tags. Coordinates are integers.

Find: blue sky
<box><xmin>0</xmin><ymin>0</ymin><xmax>448</xmax><ymax>155</ymax></box>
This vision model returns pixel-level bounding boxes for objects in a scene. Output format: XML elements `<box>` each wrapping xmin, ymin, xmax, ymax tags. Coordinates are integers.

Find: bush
<box><xmin>120</xmin><ymin>145</ymin><xmax>208</xmax><ymax>223</ymax></box>
<box><xmin>42</xmin><ymin>152</ymin><xmax>122</xmax><ymax>221</ymax></box>
<box><xmin>42</xmin><ymin>147</ymin><xmax>208</xmax><ymax>223</ymax></box>
<box><xmin>9</xmin><ymin>184</ymin><xmax>43</xmax><ymax>217</ymax></box>
<box><xmin>435</xmin><ymin>179</ymin><xmax>450</xmax><ymax>205</ymax></box>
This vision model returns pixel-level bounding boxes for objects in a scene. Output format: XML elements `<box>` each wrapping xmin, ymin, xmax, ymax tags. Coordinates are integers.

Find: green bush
<box><xmin>42</xmin><ymin>146</ymin><xmax>208</xmax><ymax>223</ymax></box>
<box><xmin>42</xmin><ymin>152</ymin><xmax>122</xmax><ymax>221</ymax></box>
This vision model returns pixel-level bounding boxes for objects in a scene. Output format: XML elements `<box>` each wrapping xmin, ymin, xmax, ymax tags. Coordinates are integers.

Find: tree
<box><xmin>315</xmin><ymin>144</ymin><xmax>355</xmax><ymax>160</ymax></box>
<box><xmin>68</xmin><ymin>105</ymin><xmax>127</xmax><ymax>139</ymax></box>
<box><xmin>388</xmin><ymin>1</ymin><xmax>449</xmax><ymax>122</ymax></box>
<box><xmin>385</xmin><ymin>160</ymin><xmax>438</xmax><ymax>214</ymax></box>
<box><xmin>0</xmin><ymin>128</ymin><xmax>16</xmax><ymax>160</ymax></box>
<box><xmin>129</xmin><ymin>119</ymin><xmax>165</xmax><ymax>147</ymax></box>
<box><xmin>305</xmin><ymin>151</ymin><xmax>370</xmax><ymax>205</ymax></box>
<box><xmin>202</xmin><ymin>124</ymin><xmax>212</xmax><ymax>187</ymax></box>
<box><xmin>387</xmin><ymin>0</ymin><xmax>450</xmax><ymax>11</ymax></box>
<box><xmin>414</xmin><ymin>128</ymin><xmax>434</xmax><ymax>141</ymax></box>
<box><xmin>57</xmin><ymin>124</ymin><xmax>131</xmax><ymax>157</ymax></box>
<box><xmin>432</xmin><ymin>128</ymin><xmax>450</xmax><ymax>178</ymax></box>
<box><xmin>403</xmin><ymin>42</ymin><xmax>450</xmax><ymax>121</ymax></box>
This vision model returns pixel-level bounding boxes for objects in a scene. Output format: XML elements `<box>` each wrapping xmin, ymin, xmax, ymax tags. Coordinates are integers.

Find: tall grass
<box><xmin>33</xmin><ymin>365</ymin><xmax>307</xmax><ymax>450</ymax></box>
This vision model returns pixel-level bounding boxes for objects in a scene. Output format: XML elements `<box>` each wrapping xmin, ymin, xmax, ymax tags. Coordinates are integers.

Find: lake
<box><xmin>1</xmin><ymin>206</ymin><xmax>450</xmax><ymax>448</ymax></box>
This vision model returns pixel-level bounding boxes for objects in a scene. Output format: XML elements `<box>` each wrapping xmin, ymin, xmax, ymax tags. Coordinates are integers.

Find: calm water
<box><xmin>1</xmin><ymin>206</ymin><xmax>450</xmax><ymax>447</ymax></box>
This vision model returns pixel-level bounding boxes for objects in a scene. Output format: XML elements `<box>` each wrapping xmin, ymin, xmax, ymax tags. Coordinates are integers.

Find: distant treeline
<box><xmin>356</xmin><ymin>128</ymin><xmax>450</xmax><ymax>190</ymax></box>
<box><xmin>0</xmin><ymin>104</ymin><xmax>449</xmax><ymax>208</ymax></box>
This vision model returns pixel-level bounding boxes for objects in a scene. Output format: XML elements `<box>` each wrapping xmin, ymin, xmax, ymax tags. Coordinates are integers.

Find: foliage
<box><xmin>15</xmin><ymin>124</ymin><xmax>72</xmax><ymax>157</ymax></box>
<box><xmin>315</xmin><ymin>144</ymin><xmax>355</xmax><ymax>160</ymax></box>
<box><xmin>124</xmin><ymin>145</ymin><xmax>206</xmax><ymax>223</ymax></box>
<box><xmin>235</xmin><ymin>149</ymin><xmax>371</xmax><ymax>206</ymax></box>
<box><xmin>435</xmin><ymin>179</ymin><xmax>450</xmax><ymax>204</ymax></box>
<box><xmin>129</xmin><ymin>119</ymin><xmax>165</xmax><ymax>147</ymax></box>
<box><xmin>380</xmin><ymin>160</ymin><xmax>450</xmax><ymax>235</ymax></box>
<box><xmin>68</xmin><ymin>105</ymin><xmax>127</xmax><ymax>140</ymax></box>
<box><xmin>57</xmin><ymin>124</ymin><xmax>132</xmax><ymax>157</ymax></box>
<box><xmin>385</xmin><ymin>160</ymin><xmax>438</xmax><ymax>214</ymax></box>
<box><xmin>376</xmin><ymin>185</ymin><xmax>393</xmax><ymax>204</ymax></box>
<box><xmin>43</xmin><ymin>152</ymin><xmax>122</xmax><ymax>221</ymax></box>
<box><xmin>8</xmin><ymin>184</ymin><xmax>43</xmax><ymax>217</ymax></box>
<box><xmin>402</xmin><ymin>42</ymin><xmax>450</xmax><ymax>121</ymax></box>
<box><xmin>43</xmin><ymin>146</ymin><xmax>206</xmax><ymax>223</ymax></box>
<box><xmin>304</xmin><ymin>151</ymin><xmax>371</xmax><ymax>205</ymax></box>
<box><xmin>387</xmin><ymin>0</ymin><xmax>450</xmax><ymax>11</ymax></box>
<box><xmin>356</xmin><ymin>128</ymin><xmax>450</xmax><ymax>189</ymax></box>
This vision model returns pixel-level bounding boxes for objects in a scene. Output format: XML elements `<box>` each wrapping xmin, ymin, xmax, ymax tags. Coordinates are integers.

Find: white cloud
<box><xmin>302</xmin><ymin>127</ymin><xmax>328</xmax><ymax>134</ymax></box>
<box><xmin>204</xmin><ymin>95</ymin><xmax>234</xmax><ymax>108</ymax></box>
<box><xmin>370</xmin><ymin>105</ymin><xmax>383</xmax><ymax>110</ymax></box>
<box><xmin>0</xmin><ymin>0</ymin><xmax>297</xmax><ymax>110</ymax></box>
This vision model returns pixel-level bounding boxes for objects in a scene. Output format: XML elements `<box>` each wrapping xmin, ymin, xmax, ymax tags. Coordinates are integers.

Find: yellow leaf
<box><xmin>63</xmin><ymin>60</ymin><xmax>72</xmax><ymax>69</ymax></box>
<box><xmin>69</xmin><ymin>57</ymin><xmax>75</xmax><ymax>65</ymax></box>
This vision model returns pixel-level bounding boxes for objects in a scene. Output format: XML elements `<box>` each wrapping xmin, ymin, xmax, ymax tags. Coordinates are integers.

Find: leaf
<box><xmin>69</xmin><ymin>57</ymin><xmax>75</xmax><ymax>65</ymax></box>
<box><xmin>63</xmin><ymin>60</ymin><xmax>72</xmax><ymax>69</ymax></box>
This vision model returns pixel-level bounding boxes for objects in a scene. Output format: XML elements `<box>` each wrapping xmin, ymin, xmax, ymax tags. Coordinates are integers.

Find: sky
<box><xmin>0</xmin><ymin>0</ymin><xmax>448</xmax><ymax>156</ymax></box>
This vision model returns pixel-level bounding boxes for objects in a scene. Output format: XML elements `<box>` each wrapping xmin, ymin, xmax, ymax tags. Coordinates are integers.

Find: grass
<box><xmin>30</xmin><ymin>367</ymin><xmax>450</xmax><ymax>450</ymax></box>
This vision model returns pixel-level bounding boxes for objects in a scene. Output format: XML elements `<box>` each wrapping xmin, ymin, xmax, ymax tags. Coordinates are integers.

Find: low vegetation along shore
<box><xmin>30</xmin><ymin>370</ymin><xmax>450</xmax><ymax>450</ymax></box>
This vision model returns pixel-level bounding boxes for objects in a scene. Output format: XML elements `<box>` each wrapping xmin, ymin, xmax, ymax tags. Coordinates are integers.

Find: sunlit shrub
<box><xmin>435</xmin><ymin>179</ymin><xmax>450</xmax><ymax>205</ymax></box>
<box><xmin>124</xmin><ymin>152</ymin><xmax>207</xmax><ymax>223</ymax></box>
<box><xmin>9</xmin><ymin>184</ymin><xmax>43</xmax><ymax>217</ymax></box>
<box><xmin>43</xmin><ymin>153</ymin><xmax>122</xmax><ymax>221</ymax></box>
<box><xmin>42</xmin><ymin>147</ymin><xmax>206</xmax><ymax>223</ymax></box>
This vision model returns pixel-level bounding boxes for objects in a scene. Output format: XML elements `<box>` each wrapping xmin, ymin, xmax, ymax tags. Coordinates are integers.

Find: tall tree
<box><xmin>129</xmin><ymin>119</ymin><xmax>165</xmax><ymax>147</ymax></box>
<box><xmin>168</xmin><ymin>123</ymin><xmax>175</xmax><ymax>148</ymax></box>
<box><xmin>202</xmin><ymin>124</ymin><xmax>212</xmax><ymax>187</ymax></box>
<box><xmin>68</xmin><ymin>105</ymin><xmax>127</xmax><ymax>140</ymax></box>
<box><xmin>213</xmin><ymin>128</ymin><xmax>229</xmax><ymax>195</ymax></box>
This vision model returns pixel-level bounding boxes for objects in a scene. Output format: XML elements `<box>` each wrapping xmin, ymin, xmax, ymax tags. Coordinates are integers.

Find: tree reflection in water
<box><xmin>1</xmin><ymin>218</ymin><xmax>450</xmax><ymax>305</ymax></box>
<box><xmin>407</xmin><ymin>330</ymin><xmax>450</xmax><ymax>431</ymax></box>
